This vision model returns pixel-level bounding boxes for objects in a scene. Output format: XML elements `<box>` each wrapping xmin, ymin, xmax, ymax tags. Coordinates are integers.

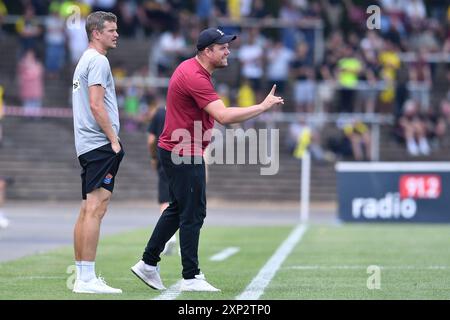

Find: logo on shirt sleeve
<box><xmin>73</xmin><ymin>79</ymin><xmax>80</xmax><ymax>92</ymax></box>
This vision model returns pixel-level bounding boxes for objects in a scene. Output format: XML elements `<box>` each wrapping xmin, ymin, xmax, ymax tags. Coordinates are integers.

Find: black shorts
<box><xmin>157</xmin><ymin>165</ymin><xmax>170</xmax><ymax>204</ymax></box>
<box><xmin>78</xmin><ymin>143</ymin><xmax>125</xmax><ymax>200</ymax></box>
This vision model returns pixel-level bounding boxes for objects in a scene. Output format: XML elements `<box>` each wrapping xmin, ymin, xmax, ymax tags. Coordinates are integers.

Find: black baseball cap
<box><xmin>196</xmin><ymin>28</ymin><xmax>237</xmax><ymax>51</ymax></box>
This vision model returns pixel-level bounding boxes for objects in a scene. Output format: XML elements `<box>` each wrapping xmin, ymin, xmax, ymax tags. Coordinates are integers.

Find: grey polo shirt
<box><xmin>72</xmin><ymin>48</ymin><xmax>120</xmax><ymax>157</ymax></box>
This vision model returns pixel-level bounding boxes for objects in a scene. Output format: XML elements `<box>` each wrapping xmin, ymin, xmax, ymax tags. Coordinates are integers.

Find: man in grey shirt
<box><xmin>71</xmin><ymin>11</ymin><xmax>124</xmax><ymax>294</ymax></box>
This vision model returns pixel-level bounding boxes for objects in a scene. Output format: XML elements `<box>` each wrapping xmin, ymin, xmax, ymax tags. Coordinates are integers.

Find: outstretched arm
<box><xmin>204</xmin><ymin>85</ymin><xmax>284</xmax><ymax>125</ymax></box>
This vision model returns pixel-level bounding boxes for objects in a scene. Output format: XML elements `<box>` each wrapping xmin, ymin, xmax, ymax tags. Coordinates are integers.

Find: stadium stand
<box><xmin>0</xmin><ymin>0</ymin><xmax>449</xmax><ymax>203</ymax></box>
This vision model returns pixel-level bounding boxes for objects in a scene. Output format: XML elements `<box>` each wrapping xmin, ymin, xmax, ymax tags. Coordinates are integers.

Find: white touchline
<box><xmin>209</xmin><ymin>247</ymin><xmax>240</xmax><ymax>261</ymax></box>
<box><xmin>236</xmin><ymin>224</ymin><xmax>308</xmax><ymax>300</ymax></box>
<box><xmin>153</xmin><ymin>280</ymin><xmax>183</xmax><ymax>300</ymax></box>
<box><xmin>285</xmin><ymin>265</ymin><xmax>450</xmax><ymax>270</ymax></box>
<box><xmin>13</xmin><ymin>276</ymin><xmax>68</xmax><ymax>280</ymax></box>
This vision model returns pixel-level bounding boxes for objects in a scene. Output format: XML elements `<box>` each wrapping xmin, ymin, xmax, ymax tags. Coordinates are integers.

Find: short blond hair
<box><xmin>85</xmin><ymin>11</ymin><xmax>117</xmax><ymax>41</ymax></box>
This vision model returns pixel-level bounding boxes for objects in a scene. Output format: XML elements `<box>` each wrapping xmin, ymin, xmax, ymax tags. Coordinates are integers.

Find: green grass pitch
<box><xmin>1</xmin><ymin>224</ymin><xmax>450</xmax><ymax>300</ymax></box>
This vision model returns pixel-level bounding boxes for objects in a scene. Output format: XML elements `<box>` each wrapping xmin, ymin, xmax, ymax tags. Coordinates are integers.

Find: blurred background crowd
<box><xmin>0</xmin><ymin>0</ymin><xmax>449</xmax><ymax>161</ymax></box>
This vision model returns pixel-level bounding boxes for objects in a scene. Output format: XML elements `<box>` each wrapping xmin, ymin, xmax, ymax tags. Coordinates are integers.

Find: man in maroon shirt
<box><xmin>131</xmin><ymin>28</ymin><xmax>284</xmax><ymax>292</ymax></box>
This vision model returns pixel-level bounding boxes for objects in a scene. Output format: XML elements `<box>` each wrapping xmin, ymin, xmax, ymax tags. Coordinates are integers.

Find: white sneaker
<box><xmin>407</xmin><ymin>140</ymin><xmax>419</xmax><ymax>156</ymax></box>
<box><xmin>72</xmin><ymin>277</ymin><xmax>122</xmax><ymax>294</ymax></box>
<box><xmin>162</xmin><ymin>238</ymin><xmax>177</xmax><ymax>256</ymax></box>
<box><xmin>131</xmin><ymin>260</ymin><xmax>166</xmax><ymax>290</ymax></box>
<box><xmin>180</xmin><ymin>273</ymin><xmax>221</xmax><ymax>292</ymax></box>
<box><xmin>0</xmin><ymin>215</ymin><xmax>9</xmax><ymax>229</ymax></box>
<box><xmin>419</xmin><ymin>138</ymin><xmax>430</xmax><ymax>155</ymax></box>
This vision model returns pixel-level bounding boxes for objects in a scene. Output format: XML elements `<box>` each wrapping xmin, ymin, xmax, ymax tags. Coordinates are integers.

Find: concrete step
<box><xmin>4</xmin><ymin>116</ymin><xmax>449</xmax><ymax>202</ymax></box>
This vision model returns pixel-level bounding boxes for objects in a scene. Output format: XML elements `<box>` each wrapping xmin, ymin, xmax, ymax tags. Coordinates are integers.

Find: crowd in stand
<box><xmin>0</xmin><ymin>0</ymin><xmax>449</xmax><ymax>160</ymax></box>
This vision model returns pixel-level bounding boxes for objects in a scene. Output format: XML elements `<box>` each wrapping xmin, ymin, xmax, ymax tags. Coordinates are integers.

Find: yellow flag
<box><xmin>293</xmin><ymin>128</ymin><xmax>311</xmax><ymax>159</ymax></box>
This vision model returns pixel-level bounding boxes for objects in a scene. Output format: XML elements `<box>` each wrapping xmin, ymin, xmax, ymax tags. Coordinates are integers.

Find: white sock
<box><xmin>143</xmin><ymin>262</ymin><xmax>157</xmax><ymax>272</ymax></box>
<box><xmin>418</xmin><ymin>138</ymin><xmax>430</xmax><ymax>155</ymax></box>
<box><xmin>75</xmin><ymin>261</ymin><xmax>82</xmax><ymax>280</ymax></box>
<box><xmin>80</xmin><ymin>261</ymin><xmax>96</xmax><ymax>282</ymax></box>
<box><xmin>407</xmin><ymin>139</ymin><xmax>419</xmax><ymax>156</ymax></box>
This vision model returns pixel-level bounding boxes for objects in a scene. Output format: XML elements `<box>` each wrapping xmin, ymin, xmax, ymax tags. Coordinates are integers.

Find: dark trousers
<box><xmin>142</xmin><ymin>147</ymin><xmax>206</xmax><ymax>279</ymax></box>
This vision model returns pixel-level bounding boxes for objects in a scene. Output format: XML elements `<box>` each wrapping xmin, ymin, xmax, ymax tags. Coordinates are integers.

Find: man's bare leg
<box><xmin>74</xmin><ymin>200</ymin><xmax>87</xmax><ymax>262</ymax></box>
<box><xmin>73</xmin><ymin>188</ymin><xmax>111</xmax><ymax>281</ymax></box>
<box><xmin>72</xmin><ymin>187</ymin><xmax>121</xmax><ymax>293</ymax></box>
<box><xmin>78</xmin><ymin>188</ymin><xmax>111</xmax><ymax>261</ymax></box>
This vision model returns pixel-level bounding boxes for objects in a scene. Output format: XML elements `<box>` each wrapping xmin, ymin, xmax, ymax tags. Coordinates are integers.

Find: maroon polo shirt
<box><xmin>158</xmin><ymin>57</ymin><xmax>220</xmax><ymax>156</ymax></box>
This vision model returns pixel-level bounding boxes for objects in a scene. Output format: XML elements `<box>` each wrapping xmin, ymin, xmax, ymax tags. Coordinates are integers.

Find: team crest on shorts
<box><xmin>103</xmin><ymin>173</ymin><xmax>113</xmax><ymax>185</ymax></box>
